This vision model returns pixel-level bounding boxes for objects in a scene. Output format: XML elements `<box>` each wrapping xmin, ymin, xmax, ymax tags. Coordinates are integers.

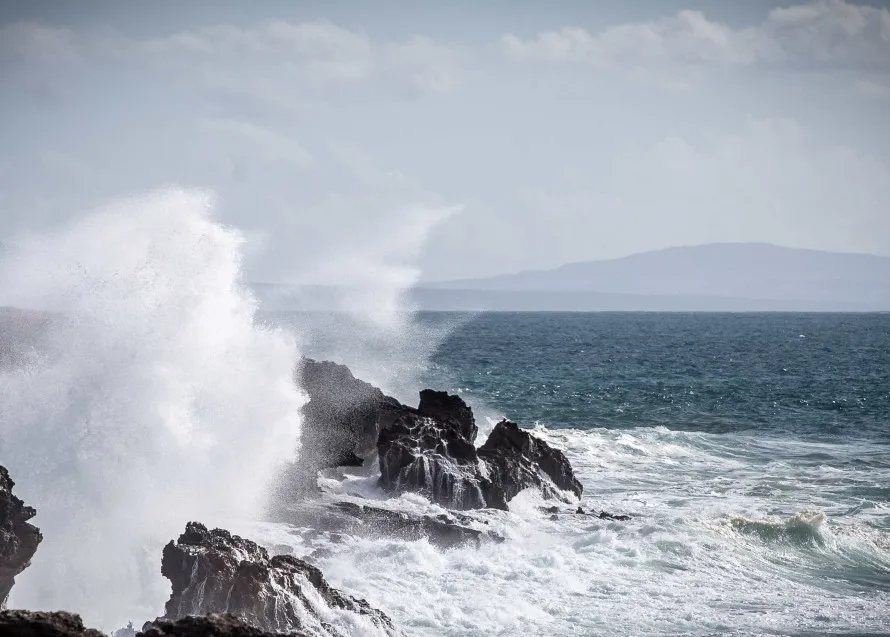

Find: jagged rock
<box><xmin>139</xmin><ymin>614</ymin><xmax>309</xmax><ymax>637</ymax></box>
<box><xmin>0</xmin><ymin>465</ymin><xmax>43</xmax><ymax>608</ymax></box>
<box><xmin>275</xmin><ymin>359</ymin><xmax>411</xmax><ymax>501</ymax></box>
<box><xmin>160</xmin><ymin>522</ymin><xmax>398</xmax><ymax>637</ymax></box>
<box><xmin>597</xmin><ymin>511</ymin><xmax>631</xmax><ymax>522</ymax></box>
<box><xmin>287</xmin><ymin>500</ymin><xmax>503</xmax><ymax>550</ymax></box>
<box><xmin>377</xmin><ymin>404</ymin><xmax>583</xmax><ymax>511</ymax></box>
<box><xmin>289</xmin><ymin>359</ymin><xmax>584</xmax><ymax>513</ymax></box>
<box><xmin>377</xmin><ymin>404</ymin><xmax>507</xmax><ymax>511</ymax></box>
<box><xmin>479</xmin><ymin>420</ymin><xmax>583</xmax><ymax>503</ymax></box>
<box><xmin>0</xmin><ymin>610</ymin><xmax>105</xmax><ymax>637</ymax></box>
<box><xmin>416</xmin><ymin>390</ymin><xmax>477</xmax><ymax>442</ymax></box>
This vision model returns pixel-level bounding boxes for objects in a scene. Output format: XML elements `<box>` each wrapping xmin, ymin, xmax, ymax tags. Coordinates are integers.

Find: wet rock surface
<box><xmin>276</xmin><ymin>359</ymin><xmax>411</xmax><ymax>500</ymax></box>
<box><xmin>160</xmin><ymin>522</ymin><xmax>397</xmax><ymax>637</ymax></box>
<box><xmin>376</xmin><ymin>405</ymin><xmax>502</xmax><ymax>510</ymax></box>
<box><xmin>288</xmin><ymin>500</ymin><xmax>503</xmax><ymax>550</ymax></box>
<box><xmin>0</xmin><ymin>465</ymin><xmax>43</xmax><ymax>608</ymax></box>
<box><xmin>479</xmin><ymin>419</ymin><xmax>583</xmax><ymax>503</ymax></box>
<box><xmin>0</xmin><ymin>610</ymin><xmax>106</xmax><ymax>637</ymax></box>
<box><xmin>140</xmin><ymin>614</ymin><xmax>310</xmax><ymax>637</ymax></box>
<box><xmin>282</xmin><ymin>359</ymin><xmax>585</xmax><ymax>514</ymax></box>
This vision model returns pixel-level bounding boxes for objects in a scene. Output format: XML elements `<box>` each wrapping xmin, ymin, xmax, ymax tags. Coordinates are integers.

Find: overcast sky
<box><xmin>1</xmin><ymin>0</ymin><xmax>889</xmax><ymax>283</ymax></box>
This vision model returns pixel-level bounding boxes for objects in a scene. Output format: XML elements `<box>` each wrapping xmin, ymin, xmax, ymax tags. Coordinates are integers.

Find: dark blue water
<box><xmin>421</xmin><ymin>313</ymin><xmax>890</xmax><ymax>442</ymax></box>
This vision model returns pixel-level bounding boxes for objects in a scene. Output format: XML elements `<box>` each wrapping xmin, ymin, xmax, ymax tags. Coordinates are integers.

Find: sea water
<box><xmin>254</xmin><ymin>311</ymin><xmax>890</xmax><ymax>637</ymax></box>
<box><xmin>1</xmin><ymin>190</ymin><xmax>887</xmax><ymax>635</ymax></box>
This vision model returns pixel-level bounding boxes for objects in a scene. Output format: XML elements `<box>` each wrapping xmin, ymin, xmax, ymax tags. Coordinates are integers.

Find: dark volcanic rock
<box><xmin>0</xmin><ymin>465</ymin><xmax>43</xmax><ymax>608</ymax></box>
<box><xmin>0</xmin><ymin>610</ymin><xmax>105</xmax><ymax>637</ymax></box>
<box><xmin>479</xmin><ymin>420</ymin><xmax>583</xmax><ymax>503</ymax></box>
<box><xmin>377</xmin><ymin>403</ymin><xmax>507</xmax><ymax>511</ymax></box>
<box><xmin>276</xmin><ymin>359</ymin><xmax>411</xmax><ymax>501</ymax></box>
<box><xmin>160</xmin><ymin>522</ymin><xmax>397</xmax><ymax>637</ymax></box>
<box><xmin>287</xmin><ymin>359</ymin><xmax>584</xmax><ymax>513</ymax></box>
<box><xmin>290</xmin><ymin>500</ymin><xmax>503</xmax><ymax>550</ymax></box>
<box><xmin>139</xmin><ymin>614</ymin><xmax>309</xmax><ymax>637</ymax></box>
<box><xmin>416</xmin><ymin>390</ymin><xmax>476</xmax><ymax>442</ymax></box>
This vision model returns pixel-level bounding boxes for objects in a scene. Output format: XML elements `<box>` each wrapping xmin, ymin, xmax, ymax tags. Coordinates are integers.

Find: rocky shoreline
<box><xmin>0</xmin><ymin>358</ymin><xmax>618</xmax><ymax>636</ymax></box>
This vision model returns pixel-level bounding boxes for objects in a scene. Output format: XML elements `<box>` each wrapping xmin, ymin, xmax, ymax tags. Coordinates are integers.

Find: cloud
<box><xmin>0</xmin><ymin>18</ymin><xmax>471</xmax><ymax>104</ymax></box>
<box><xmin>500</xmin><ymin>0</ymin><xmax>890</xmax><ymax>72</ymax></box>
<box><xmin>0</xmin><ymin>22</ymin><xmax>82</xmax><ymax>66</ymax></box>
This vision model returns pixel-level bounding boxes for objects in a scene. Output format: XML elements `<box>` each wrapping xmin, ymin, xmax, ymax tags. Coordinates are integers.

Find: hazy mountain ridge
<box><xmin>412</xmin><ymin>243</ymin><xmax>890</xmax><ymax>311</ymax></box>
<box><xmin>254</xmin><ymin>243</ymin><xmax>890</xmax><ymax>311</ymax></box>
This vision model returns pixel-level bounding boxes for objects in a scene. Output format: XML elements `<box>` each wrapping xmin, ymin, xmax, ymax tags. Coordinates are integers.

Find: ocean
<box><xmin>257</xmin><ymin>311</ymin><xmax>890</xmax><ymax>637</ymax></box>
<box><xmin>1</xmin><ymin>198</ymin><xmax>888</xmax><ymax>636</ymax></box>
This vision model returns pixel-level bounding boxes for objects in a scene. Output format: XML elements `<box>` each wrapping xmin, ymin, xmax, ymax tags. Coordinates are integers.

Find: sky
<box><xmin>1</xmin><ymin>0</ymin><xmax>889</xmax><ymax>283</ymax></box>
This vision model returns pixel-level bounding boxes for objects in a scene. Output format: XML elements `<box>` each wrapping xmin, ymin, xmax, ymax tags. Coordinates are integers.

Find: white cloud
<box><xmin>500</xmin><ymin>0</ymin><xmax>890</xmax><ymax>71</ymax></box>
<box><xmin>0</xmin><ymin>22</ymin><xmax>82</xmax><ymax>66</ymax></box>
<box><xmin>0</xmin><ymin>18</ymin><xmax>470</xmax><ymax>103</ymax></box>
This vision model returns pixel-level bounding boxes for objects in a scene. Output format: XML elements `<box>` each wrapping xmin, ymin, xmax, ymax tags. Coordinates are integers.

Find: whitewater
<box><xmin>0</xmin><ymin>189</ymin><xmax>888</xmax><ymax>636</ymax></box>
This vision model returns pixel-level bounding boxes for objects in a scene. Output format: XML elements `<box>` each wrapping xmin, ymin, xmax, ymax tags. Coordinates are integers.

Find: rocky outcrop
<box><xmin>479</xmin><ymin>420</ymin><xmax>583</xmax><ymax>503</ymax></box>
<box><xmin>291</xmin><ymin>359</ymin><xmax>584</xmax><ymax>512</ymax></box>
<box><xmin>275</xmin><ymin>359</ymin><xmax>411</xmax><ymax>501</ymax></box>
<box><xmin>160</xmin><ymin>522</ymin><xmax>397</xmax><ymax>637</ymax></box>
<box><xmin>0</xmin><ymin>465</ymin><xmax>43</xmax><ymax>608</ymax></box>
<box><xmin>376</xmin><ymin>398</ymin><xmax>582</xmax><ymax>511</ymax></box>
<box><xmin>0</xmin><ymin>610</ymin><xmax>105</xmax><ymax>637</ymax></box>
<box><xmin>140</xmin><ymin>614</ymin><xmax>310</xmax><ymax>637</ymax></box>
<box><xmin>288</xmin><ymin>500</ymin><xmax>503</xmax><ymax>550</ymax></box>
<box><xmin>0</xmin><ymin>611</ymin><xmax>313</xmax><ymax>637</ymax></box>
<box><xmin>377</xmin><ymin>402</ymin><xmax>504</xmax><ymax>510</ymax></box>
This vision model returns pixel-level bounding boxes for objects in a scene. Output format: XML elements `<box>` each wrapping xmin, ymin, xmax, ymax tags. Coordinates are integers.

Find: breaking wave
<box><xmin>0</xmin><ymin>188</ymin><xmax>305</xmax><ymax>629</ymax></box>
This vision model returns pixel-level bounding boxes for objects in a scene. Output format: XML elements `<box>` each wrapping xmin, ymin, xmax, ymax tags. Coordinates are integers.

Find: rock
<box><xmin>0</xmin><ymin>610</ymin><xmax>106</xmax><ymax>637</ymax></box>
<box><xmin>275</xmin><ymin>359</ymin><xmax>411</xmax><ymax>502</ymax></box>
<box><xmin>284</xmin><ymin>500</ymin><xmax>503</xmax><ymax>550</ymax></box>
<box><xmin>479</xmin><ymin>420</ymin><xmax>583</xmax><ymax>504</ymax></box>
<box><xmin>139</xmin><ymin>614</ymin><xmax>309</xmax><ymax>637</ymax></box>
<box><xmin>160</xmin><ymin>522</ymin><xmax>398</xmax><ymax>637</ymax></box>
<box><xmin>377</xmin><ymin>405</ymin><xmax>506</xmax><ymax>510</ymax></box>
<box><xmin>416</xmin><ymin>390</ymin><xmax>477</xmax><ymax>442</ymax></box>
<box><xmin>598</xmin><ymin>511</ymin><xmax>632</xmax><ymax>522</ymax></box>
<box><xmin>0</xmin><ymin>465</ymin><xmax>43</xmax><ymax>608</ymax></box>
<box><xmin>286</xmin><ymin>360</ymin><xmax>585</xmax><ymax>513</ymax></box>
<box><xmin>0</xmin><ymin>611</ymin><xmax>316</xmax><ymax>637</ymax></box>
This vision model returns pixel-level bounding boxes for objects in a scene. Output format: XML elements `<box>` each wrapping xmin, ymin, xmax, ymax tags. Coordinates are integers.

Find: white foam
<box><xmin>246</xmin><ymin>424</ymin><xmax>890</xmax><ymax>636</ymax></box>
<box><xmin>0</xmin><ymin>188</ymin><xmax>305</xmax><ymax>629</ymax></box>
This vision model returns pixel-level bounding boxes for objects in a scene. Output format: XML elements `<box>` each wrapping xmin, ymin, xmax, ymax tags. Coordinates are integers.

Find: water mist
<box><xmin>0</xmin><ymin>189</ymin><xmax>305</xmax><ymax>629</ymax></box>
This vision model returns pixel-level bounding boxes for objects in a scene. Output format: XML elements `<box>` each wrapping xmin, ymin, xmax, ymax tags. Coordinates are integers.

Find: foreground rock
<box><xmin>161</xmin><ymin>522</ymin><xmax>398</xmax><ymax>637</ymax></box>
<box><xmin>0</xmin><ymin>465</ymin><xmax>43</xmax><ymax>608</ymax></box>
<box><xmin>0</xmin><ymin>610</ymin><xmax>105</xmax><ymax>637</ymax></box>
<box><xmin>0</xmin><ymin>611</ymin><xmax>312</xmax><ymax>637</ymax></box>
<box><xmin>141</xmin><ymin>614</ymin><xmax>310</xmax><ymax>637</ymax></box>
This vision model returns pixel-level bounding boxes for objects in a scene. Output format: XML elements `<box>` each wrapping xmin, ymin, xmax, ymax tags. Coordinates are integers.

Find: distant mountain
<box><xmin>414</xmin><ymin>243</ymin><xmax>890</xmax><ymax>311</ymax></box>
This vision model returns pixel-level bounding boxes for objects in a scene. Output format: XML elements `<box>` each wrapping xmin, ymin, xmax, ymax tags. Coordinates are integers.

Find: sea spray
<box><xmin>272</xmin><ymin>203</ymin><xmax>469</xmax><ymax>402</ymax></box>
<box><xmin>0</xmin><ymin>188</ymin><xmax>305</xmax><ymax>629</ymax></box>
